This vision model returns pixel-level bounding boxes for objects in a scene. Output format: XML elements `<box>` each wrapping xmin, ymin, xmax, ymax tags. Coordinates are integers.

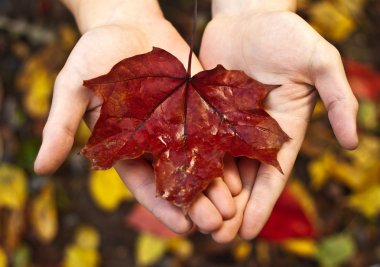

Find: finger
<box><xmin>115</xmin><ymin>159</ymin><xmax>193</xmax><ymax>234</ymax></box>
<box><xmin>205</xmin><ymin>178</ymin><xmax>236</xmax><ymax>220</ymax></box>
<box><xmin>34</xmin><ymin>70</ymin><xmax>91</xmax><ymax>175</ymax></box>
<box><xmin>223</xmin><ymin>155</ymin><xmax>242</xmax><ymax>196</ymax></box>
<box><xmin>312</xmin><ymin>42</ymin><xmax>359</xmax><ymax>149</ymax></box>
<box><xmin>211</xmin><ymin>158</ymin><xmax>258</xmax><ymax>243</ymax></box>
<box><xmin>188</xmin><ymin>194</ymin><xmax>223</xmax><ymax>233</ymax></box>
<box><xmin>239</xmin><ymin>114</ymin><xmax>306</xmax><ymax>240</ymax></box>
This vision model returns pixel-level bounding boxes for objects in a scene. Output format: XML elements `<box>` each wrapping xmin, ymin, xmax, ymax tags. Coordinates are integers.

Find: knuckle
<box><xmin>149</xmin><ymin>198</ymin><xmax>192</xmax><ymax>235</ymax></box>
<box><xmin>223</xmin><ymin>205</ymin><xmax>236</xmax><ymax>220</ymax></box>
<box><xmin>312</xmin><ymin>41</ymin><xmax>342</xmax><ymax>74</ymax></box>
<box><xmin>352</xmin><ymin>96</ymin><xmax>359</xmax><ymax>113</ymax></box>
<box><xmin>200</xmin><ymin>216</ymin><xmax>222</xmax><ymax>233</ymax></box>
<box><xmin>258</xmin><ymin>170</ymin><xmax>287</xmax><ymax>189</ymax></box>
<box><xmin>169</xmin><ymin>221</ymin><xmax>191</xmax><ymax>235</ymax></box>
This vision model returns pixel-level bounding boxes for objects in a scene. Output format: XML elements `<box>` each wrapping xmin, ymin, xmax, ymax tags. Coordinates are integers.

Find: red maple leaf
<box><xmin>345</xmin><ymin>59</ymin><xmax>380</xmax><ymax>101</ymax></box>
<box><xmin>259</xmin><ymin>187</ymin><xmax>316</xmax><ymax>241</ymax></box>
<box><xmin>81</xmin><ymin>47</ymin><xmax>289</xmax><ymax>209</ymax></box>
<box><xmin>125</xmin><ymin>186</ymin><xmax>316</xmax><ymax>241</ymax></box>
<box><xmin>126</xmin><ymin>204</ymin><xmax>180</xmax><ymax>238</ymax></box>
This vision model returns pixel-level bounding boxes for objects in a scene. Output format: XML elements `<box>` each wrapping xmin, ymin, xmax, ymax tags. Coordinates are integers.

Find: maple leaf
<box><xmin>126</xmin><ymin>204</ymin><xmax>179</xmax><ymax>238</ymax></box>
<box><xmin>345</xmin><ymin>59</ymin><xmax>380</xmax><ymax>101</ymax></box>
<box><xmin>259</xmin><ymin>186</ymin><xmax>316</xmax><ymax>241</ymax></box>
<box><xmin>81</xmin><ymin>47</ymin><xmax>289</xmax><ymax>209</ymax></box>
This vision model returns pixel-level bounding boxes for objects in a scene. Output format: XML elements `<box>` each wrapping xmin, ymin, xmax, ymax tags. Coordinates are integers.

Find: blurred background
<box><xmin>0</xmin><ymin>0</ymin><xmax>379</xmax><ymax>266</ymax></box>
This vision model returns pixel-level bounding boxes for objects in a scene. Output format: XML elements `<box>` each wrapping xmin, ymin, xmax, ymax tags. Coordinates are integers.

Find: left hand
<box><xmin>34</xmin><ymin>0</ymin><xmax>239</xmax><ymax>238</ymax></box>
<box><xmin>199</xmin><ymin>9</ymin><xmax>358</xmax><ymax>242</ymax></box>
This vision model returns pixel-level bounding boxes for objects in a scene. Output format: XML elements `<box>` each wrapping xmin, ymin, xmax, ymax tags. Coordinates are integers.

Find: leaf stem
<box><xmin>186</xmin><ymin>0</ymin><xmax>197</xmax><ymax>78</ymax></box>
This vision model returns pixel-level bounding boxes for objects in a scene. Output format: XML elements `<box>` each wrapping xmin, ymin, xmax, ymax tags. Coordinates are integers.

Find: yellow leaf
<box><xmin>0</xmin><ymin>248</ymin><xmax>7</xmax><ymax>267</ymax></box>
<box><xmin>167</xmin><ymin>237</ymin><xmax>193</xmax><ymax>260</ymax></box>
<box><xmin>348</xmin><ymin>186</ymin><xmax>380</xmax><ymax>218</ymax></box>
<box><xmin>309</xmin><ymin>1</ymin><xmax>355</xmax><ymax>42</ymax></box>
<box><xmin>297</xmin><ymin>0</ymin><xmax>310</xmax><ymax>10</ymax></box>
<box><xmin>136</xmin><ymin>233</ymin><xmax>167</xmax><ymax>267</ymax></box>
<box><xmin>74</xmin><ymin>226</ymin><xmax>100</xmax><ymax>250</ymax></box>
<box><xmin>89</xmin><ymin>168</ymin><xmax>133</xmax><ymax>212</ymax></box>
<box><xmin>1</xmin><ymin>210</ymin><xmax>25</xmax><ymax>252</ymax></box>
<box><xmin>17</xmin><ymin>56</ymin><xmax>54</xmax><ymax>118</ymax></box>
<box><xmin>63</xmin><ymin>226</ymin><xmax>101</xmax><ymax>267</ymax></box>
<box><xmin>288</xmin><ymin>180</ymin><xmax>318</xmax><ymax>223</ymax></box>
<box><xmin>309</xmin><ymin>135</ymin><xmax>380</xmax><ymax>192</ymax></box>
<box><xmin>311</xmin><ymin>100</ymin><xmax>326</xmax><ymax>119</ymax></box>
<box><xmin>64</xmin><ymin>246</ymin><xmax>100</xmax><ymax>267</ymax></box>
<box><xmin>59</xmin><ymin>24</ymin><xmax>78</xmax><ymax>50</ymax></box>
<box><xmin>255</xmin><ymin>241</ymin><xmax>270</xmax><ymax>265</ymax></box>
<box><xmin>336</xmin><ymin>0</ymin><xmax>367</xmax><ymax>16</ymax></box>
<box><xmin>30</xmin><ymin>183</ymin><xmax>58</xmax><ymax>243</ymax></box>
<box><xmin>281</xmin><ymin>239</ymin><xmax>317</xmax><ymax>257</ymax></box>
<box><xmin>233</xmin><ymin>240</ymin><xmax>252</xmax><ymax>262</ymax></box>
<box><xmin>24</xmin><ymin>68</ymin><xmax>53</xmax><ymax>118</ymax></box>
<box><xmin>75</xmin><ymin>121</ymin><xmax>91</xmax><ymax>146</ymax></box>
<box><xmin>332</xmin><ymin>136</ymin><xmax>379</xmax><ymax>191</ymax></box>
<box><xmin>0</xmin><ymin>164</ymin><xmax>27</xmax><ymax>210</ymax></box>
<box><xmin>344</xmin><ymin>135</ymin><xmax>380</xmax><ymax>173</ymax></box>
<box><xmin>308</xmin><ymin>152</ymin><xmax>334</xmax><ymax>190</ymax></box>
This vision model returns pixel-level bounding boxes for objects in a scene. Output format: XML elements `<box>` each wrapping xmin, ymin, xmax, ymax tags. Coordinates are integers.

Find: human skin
<box><xmin>34</xmin><ymin>0</ymin><xmax>240</xmax><ymax>236</ymax></box>
<box><xmin>200</xmin><ymin>0</ymin><xmax>358</xmax><ymax>242</ymax></box>
<box><xmin>34</xmin><ymin>0</ymin><xmax>358</xmax><ymax>243</ymax></box>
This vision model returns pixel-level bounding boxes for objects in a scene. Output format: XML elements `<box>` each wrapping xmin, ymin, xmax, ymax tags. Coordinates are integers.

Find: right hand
<box><xmin>200</xmin><ymin>6</ymin><xmax>358</xmax><ymax>242</ymax></box>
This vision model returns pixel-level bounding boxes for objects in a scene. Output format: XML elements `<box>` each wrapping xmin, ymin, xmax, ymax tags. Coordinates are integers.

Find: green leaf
<box><xmin>316</xmin><ymin>233</ymin><xmax>356</xmax><ymax>267</ymax></box>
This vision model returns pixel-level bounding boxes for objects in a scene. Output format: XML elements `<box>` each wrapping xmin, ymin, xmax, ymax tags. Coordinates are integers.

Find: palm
<box><xmin>60</xmin><ymin>22</ymin><xmax>198</xmax><ymax>124</ymax></box>
<box><xmin>37</xmin><ymin>20</ymin><xmax>240</xmax><ymax>235</ymax></box>
<box><xmin>201</xmin><ymin>12</ymin><xmax>323</xmax><ymax>141</ymax></box>
<box><xmin>200</xmin><ymin>11</ymin><xmax>357</xmax><ymax>240</ymax></box>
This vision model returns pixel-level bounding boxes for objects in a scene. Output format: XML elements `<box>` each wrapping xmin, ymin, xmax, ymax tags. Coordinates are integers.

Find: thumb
<box><xmin>311</xmin><ymin>42</ymin><xmax>359</xmax><ymax>149</ymax></box>
<box><xmin>34</xmin><ymin>69</ymin><xmax>90</xmax><ymax>175</ymax></box>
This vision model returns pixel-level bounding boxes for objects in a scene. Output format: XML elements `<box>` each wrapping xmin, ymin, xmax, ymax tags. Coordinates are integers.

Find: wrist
<box><xmin>212</xmin><ymin>0</ymin><xmax>297</xmax><ymax>17</ymax></box>
<box><xmin>61</xmin><ymin>0</ymin><xmax>164</xmax><ymax>34</ymax></box>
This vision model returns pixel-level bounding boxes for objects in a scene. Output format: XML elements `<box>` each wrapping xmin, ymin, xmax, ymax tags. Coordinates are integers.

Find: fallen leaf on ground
<box><xmin>167</xmin><ymin>237</ymin><xmax>193</xmax><ymax>260</ymax></box>
<box><xmin>345</xmin><ymin>59</ymin><xmax>380</xmax><ymax>101</ymax></box>
<box><xmin>309</xmin><ymin>1</ymin><xmax>355</xmax><ymax>42</ymax></box>
<box><xmin>0</xmin><ymin>164</ymin><xmax>27</xmax><ymax>210</ymax></box>
<box><xmin>347</xmin><ymin>186</ymin><xmax>380</xmax><ymax>218</ymax></box>
<box><xmin>12</xmin><ymin>245</ymin><xmax>31</xmax><ymax>267</ymax></box>
<box><xmin>259</xmin><ymin>185</ymin><xmax>316</xmax><ymax>241</ymax></box>
<box><xmin>0</xmin><ymin>248</ymin><xmax>7</xmax><ymax>267</ymax></box>
<box><xmin>89</xmin><ymin>168</ymin><xmax>132</xmax><ymax>212</ymax></box>
<box><xmin>30</xmin><ymin>183</ymin><xmax>58</xmax><ymax>243</ymax></box>
<box><xmin>125</xmin><ymin>204</ymin><xmax>178</xmax><ymax>238</ymax></box>
<box><xmin>337</xmin><ymin>0</ymin><xmax>367</xmax><ymax>16</ymax></box>
<box><xmin>63</xmin><ymin>225</ymin><xmax>100</xmax><ymax>267</ymax></box>
<box><xmin>316</xmin><ymin>233</ymin><xmax>356</xmax><ymax>267</ymax></box>
<box><xmin>233</xmin><ymin>240</ymin><xmax>252</xmax><ymax>262</ymax></box>
<box><xmin>281</xmin><ymin>238</ymin><xmax>317</xmax><ymax>257</ymax></box>
<box><xmin>0</xmin><ymin>209</ymin><xmax>25</xmax><ymax>252</ymax></box>
<box><xmin>136</xmin><ymin>233</ymin><xmax>167</xmax><ymax>267</ymax></box>
<box><xmin>309</xmin><ymin>135</ymin><xmax>380</xmax><ymax>191</ymax></box>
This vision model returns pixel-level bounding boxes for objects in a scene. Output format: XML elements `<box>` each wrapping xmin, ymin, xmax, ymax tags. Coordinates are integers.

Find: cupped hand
<box><xmin>200</xmin><ymin>10</ymin><xmax>358</xmax><ymax>242</ymax></box>
<box><xmin>34</xmin><ymin>17</ymin><xmax>239</xmax><ymax>236</ymax></box>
